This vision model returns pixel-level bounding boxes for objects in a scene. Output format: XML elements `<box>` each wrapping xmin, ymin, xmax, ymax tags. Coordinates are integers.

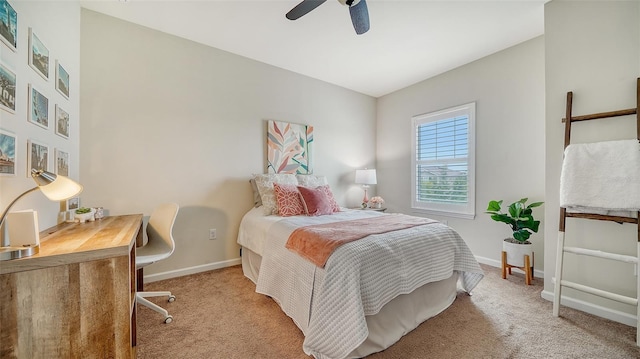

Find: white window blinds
<box><xmin>411</xmin><ymin>102</ymin><xmax>475</xmax><ymax>218</ymax></box>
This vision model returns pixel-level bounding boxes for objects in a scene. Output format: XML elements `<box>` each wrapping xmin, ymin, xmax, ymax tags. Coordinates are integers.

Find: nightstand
<box><xmin>351</xmin><ymin>207</ymin><xmax>387</xmax><ymax>212</ymax></box>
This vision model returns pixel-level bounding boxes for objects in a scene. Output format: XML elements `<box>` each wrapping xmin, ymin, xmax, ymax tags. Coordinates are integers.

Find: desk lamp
<box><xmin>355</xmin><ymin>169</ymin><xmax>377</xmax><ymax>208</ymax></box>
<box><xmin>0</xmin><ymin>169</ymin><xmax>83</xmax><ymax>260</ymax></box>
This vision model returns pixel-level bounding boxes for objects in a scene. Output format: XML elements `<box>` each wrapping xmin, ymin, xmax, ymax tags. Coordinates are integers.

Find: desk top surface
<box><xmin>0</xmin><ymin>214</ymin><xmax>143</xmax><ymax>275</ymax></box>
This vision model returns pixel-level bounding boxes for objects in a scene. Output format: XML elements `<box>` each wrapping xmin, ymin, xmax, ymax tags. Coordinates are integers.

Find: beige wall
<box><xmin>79</xmin><ymin>9</ymin><xmax>376</xmax><ymax>279</ymax></box>
<box><xmin>0</xmin><ymin>2</ymin><xmax>80</xmax><ymax>235</ymax></box>
<box><xmin>543</xmin><ymin>0</ymin><xmax>640</xmax><ymax>325</ymax></box>
<box><xmin>376</xmin><ymin>36</ymin><xmax>546</xmax><ymax>271</ymax></box>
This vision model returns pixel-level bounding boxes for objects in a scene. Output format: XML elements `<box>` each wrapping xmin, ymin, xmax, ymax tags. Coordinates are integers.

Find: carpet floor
<box><xmin>136</xmin><ymin>264</ymin><xmax>640</xmax><ymax>358</ymax></box>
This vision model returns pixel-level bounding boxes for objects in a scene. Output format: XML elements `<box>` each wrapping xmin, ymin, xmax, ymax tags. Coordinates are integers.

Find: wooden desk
<box><xmin>0</xmin><ymin>214</ymin><xmax>143</xmax><ymax>359</ymax></box>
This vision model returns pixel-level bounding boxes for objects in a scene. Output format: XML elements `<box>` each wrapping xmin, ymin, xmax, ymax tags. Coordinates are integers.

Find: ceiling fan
<box><xmin>286</xmin><ymin>0</ymin><xmax>370</xmax><ymax>35</ymax></box>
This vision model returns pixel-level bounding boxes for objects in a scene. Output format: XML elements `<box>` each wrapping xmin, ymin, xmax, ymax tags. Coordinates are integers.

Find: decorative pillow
<box><xmin>249</xmin><ymin>179</ymin><xmax>263</xmax><ymax>208</ymax></box>
<box><xmin>298</xmin><ymin>186</ymin><xmax>333</xmax><ymax>216</ymax></box>
<box><xmin>296</xmin><ymin>175</ymin><xmax>328</xmax><ymax>187</ymax></box>
<box><xmin>296</xmin><ymin>176</ymin><xmax>340</xmax><ymax>212</ymax></box>
<box><xmin>318</xmin><ymin>185</ymin><xmax>341</xmax><ymax>212</ymax></box>
<box><xmin>273</xmin><ymin>183</ymin><xmax>305</xmax><ymax>217</ymax></box>
<box><xmin>253</xmin><ymin>173</ymin><xmax>298</xmax><ymax>215</ymax></box>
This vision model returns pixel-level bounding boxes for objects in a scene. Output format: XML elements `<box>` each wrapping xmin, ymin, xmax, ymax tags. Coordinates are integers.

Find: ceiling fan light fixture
<box><xmin>286</xmin><ymin>0</ymin><xmax>370</xmax><ymax>35</ymax></box>
<box><xmin>339</xmin><ymin>0</ymin><xmax>360</xmax><ymax>6</ymax></box>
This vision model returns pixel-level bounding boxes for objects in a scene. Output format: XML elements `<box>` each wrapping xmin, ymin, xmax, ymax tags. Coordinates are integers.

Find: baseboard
<box><xmin>143</xmin><ymin>258</ymin><xmax>242</xmax><ymax>283</ymax></box>
<box><xmin>540</xmin><ymin>290</ymin><xmax>637</xmax><ymax>327</ymax></box>
<box><xmin>474</xmin><ymin>255</ymin><xmax>545</xmax><ymax>279</ymax></box>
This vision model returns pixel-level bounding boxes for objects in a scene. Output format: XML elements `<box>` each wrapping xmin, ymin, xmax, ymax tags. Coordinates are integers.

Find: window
<box><xmin>411</xmin><ymin>102</ymin><xmax>475</xmax><ymax>219</ymax></box>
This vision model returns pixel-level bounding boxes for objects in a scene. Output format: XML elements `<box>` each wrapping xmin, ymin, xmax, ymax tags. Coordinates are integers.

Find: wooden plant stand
<box><xmin>501</xmin><ymin>251</ymin><xmax>534</xmax><ymax>285</ymax></box>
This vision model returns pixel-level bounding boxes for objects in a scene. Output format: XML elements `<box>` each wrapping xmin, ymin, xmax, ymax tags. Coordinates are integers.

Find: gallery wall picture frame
<box><xmin>0</xmin><ymin>129</ymin><xmax>16</xmax><ymax>176</ymax></box>
<box><xmin>0</xmin><ymin>61</ymin><xmax>16</xmax><ymax>113</ymax></box>
<box><xmin>55</xmin><ymin>104</ymin><xmax>69</xmax><ymax>138</ymax></box>
<box><xmin>27</xmin><ymin>139</ymin><xmax>49</xmax><ymax>177</ymax></box>
<box><xmin>28</xmin><ymin>27</ymin><xmax>49</xmax><ymax>80</ymax></box>
<box><xmin>55</xmin><ymin>60</ymin><xmax>69</xmax><ymax>99</ymax></box>
<box><xmin>55</xmin><ymin>148</ymin><xmax>69</xmax><ymax>176</ymax></box>
<box><xmin>67</xmin><ymin>196</ymin><xmax>80</xmax><ymax>211</ymax></box>
<box><xmin>0</xmin><ymin>0</ymin><xmax>17</xmax><ymax>52</ymax></box>
<box><xmin>28</xmin><ymin>84</ymin><xmax>49</xmax><ymax>129</ymax></box>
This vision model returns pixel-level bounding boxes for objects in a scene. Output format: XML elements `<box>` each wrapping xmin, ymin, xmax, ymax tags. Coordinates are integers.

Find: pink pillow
<box><xmin>273</xmin><ymin>183</ymin><xmax>305</xmax><ymax>217</ymax></box>
<box><xmin>297</xmin><ymin>186</ymin><xmax>334</xmax><ymax>216</ymax></box>
<box><xmin>318</xmin><ymin>185</ymin><xmax>340</xmax><ymax>212</ymax></box>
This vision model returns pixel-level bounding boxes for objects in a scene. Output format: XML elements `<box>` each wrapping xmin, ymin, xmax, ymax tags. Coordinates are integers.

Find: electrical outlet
<box><xmin>209</xmin><ymin>228</ymin><xmax>217</xmax><ymax>240</ymax></box>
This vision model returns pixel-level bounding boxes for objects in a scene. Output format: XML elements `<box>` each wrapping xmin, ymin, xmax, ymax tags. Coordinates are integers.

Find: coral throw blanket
<box><xmin>285</xmin><ymin>214</ymin><xmax>438</xmax><ymax>268</ymax></box>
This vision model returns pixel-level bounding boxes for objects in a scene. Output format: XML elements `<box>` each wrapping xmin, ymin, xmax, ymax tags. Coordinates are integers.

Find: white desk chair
<box><xmin>136</xmin><ymin>203</ymin><xmax>179</xmax><ymax>324</ymax></box>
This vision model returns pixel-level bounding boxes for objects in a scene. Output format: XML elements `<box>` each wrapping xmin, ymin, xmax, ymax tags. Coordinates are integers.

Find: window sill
<box><xmin>410</xmin><ymin>208</ymin><xmax>475</xmax><ymax>220</ymax></box>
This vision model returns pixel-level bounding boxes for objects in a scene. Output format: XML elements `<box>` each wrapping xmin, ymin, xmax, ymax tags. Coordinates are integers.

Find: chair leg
<box><xmin>139</xmin><ymin>291</ymin><xmax>175</xmax><ymax>299</ymax></box>
<box><xmin>137</xmin><ymin>291</ymin><xmax>176</xmax><ymax>323</ymax></box>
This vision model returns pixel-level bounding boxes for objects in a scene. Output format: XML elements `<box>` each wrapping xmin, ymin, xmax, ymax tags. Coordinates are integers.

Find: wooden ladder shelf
<box><xmin>553</xmin><ymin>78</ymin><xmax>640</xmax><ymax>346</ymax></box>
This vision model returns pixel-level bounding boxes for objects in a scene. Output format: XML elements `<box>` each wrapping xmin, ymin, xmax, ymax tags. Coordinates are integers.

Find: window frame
<box><xmin>411</xmin><ymin>102</ymin><xmax>476</xmax><ymax>219</ymax></box>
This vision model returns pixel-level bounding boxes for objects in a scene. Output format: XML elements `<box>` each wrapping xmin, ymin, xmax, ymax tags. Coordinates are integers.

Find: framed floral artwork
<box><xmin>0</xmin><ymin>0</ymin><xmax>17</xmax><ymax>51</ymax></box>
<box><xmin>0</xmin><ymin>61</ymin><xmax>16</xmax><ymax>113</ymax></box>
<box><xmin>267</xmin><ymin>120</ymin><xmax>313</xmax><ymax>174</ymax></box>
<box><xmin>28</xmin><ymin>84</ymin><xmax>49</xmax><ymax>129</ymax></box>
<box><xmin>55</xmin><ymin>104</ymin><xmax>69</xmax><ymax>138</ymax></box>
<box><xmin>27</xmin><ymin>139</ymin><xmax>48</xmax><ymax>177</ymax></box>
<box><xmin>28</xmin><ymin>27</ymin><xmax>49</xmax><ymax>80</ymax></box>
<box><xmin>55</xmin><ymin>60</ymin><xmax>69</xmax><ymax>99</ymax></box>
<box><xmin>0</xmin><ymin>129</ymin><xmax>16</xmax><ymax>176</ymax></box>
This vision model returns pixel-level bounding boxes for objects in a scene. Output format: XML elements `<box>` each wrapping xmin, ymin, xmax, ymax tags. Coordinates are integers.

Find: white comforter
<box><xmin>247</xmin><ymin>209</ymin><xmax>484</xmax><ymax>359</ymax></box>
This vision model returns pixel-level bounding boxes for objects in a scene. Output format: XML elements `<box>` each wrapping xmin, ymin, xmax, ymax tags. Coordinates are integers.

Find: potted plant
<box><xmin>74</xmin><ymin>207</ymin><xmax>96</xmax><ymax>223</ymax></box>
<box><xmin>486</xmin><ymin>198</ymin><xmax>543</xmax><ymax>268</ymax></box>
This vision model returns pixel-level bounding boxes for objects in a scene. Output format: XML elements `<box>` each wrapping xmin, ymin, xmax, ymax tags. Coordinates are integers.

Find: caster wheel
<box><xmin>168</xmin><ymin>295</ymin><xmax>176</xmax><ymax>303</ymax></box>
<box><xmin>164</xmin><ymin>315</ymin><xmax>173</xmax><ymax>324</ymax></box>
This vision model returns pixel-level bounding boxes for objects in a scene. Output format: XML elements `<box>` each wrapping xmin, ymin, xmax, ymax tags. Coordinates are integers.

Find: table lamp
<box><xmin>355</xmin><ymin>169</ymin><xmax>377</xmax><ymax>207</ymax></box>
<box><xmin>0</xmin><ymin>169</ymin><xmax>83</xmax><ymax>260</ymax></box>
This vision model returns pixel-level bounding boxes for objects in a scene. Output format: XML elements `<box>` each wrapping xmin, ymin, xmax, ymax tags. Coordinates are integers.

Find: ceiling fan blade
<box><xmin>349</xmin><ymin>0</ymin><xmax>370</xmax><ymax>35</ymax></box>
<box><xmin>286</xmin><ymin>0</ymin><xmax>327</xmax><ymax>20</ymax></box>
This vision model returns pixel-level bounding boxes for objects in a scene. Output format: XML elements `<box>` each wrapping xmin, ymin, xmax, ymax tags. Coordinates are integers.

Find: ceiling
<box><xmin>79</xmin><ymin>0</ymin><xmax>547</xmax><ymax>98</ymax></box>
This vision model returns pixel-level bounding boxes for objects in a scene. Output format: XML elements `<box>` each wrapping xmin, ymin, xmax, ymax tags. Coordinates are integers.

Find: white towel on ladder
<box><xmin>560</xmin><ymin>139</ymin><xmax>640</xmax><ymax>213</ymax></box>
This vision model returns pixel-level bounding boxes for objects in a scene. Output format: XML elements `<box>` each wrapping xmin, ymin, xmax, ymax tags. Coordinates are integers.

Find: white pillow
<box><xmin>253</xmin><ymin>173</ymin><xmax>298</xmax><ymax>215</ymax></box>
<box><xmin>296</xmin><ymin>174</ymin><xmax>328</xmax><ymax>187</ymax></box>
<box><xmin>249</xmin><ymin>179</ymin><xmax>262</xmax><ymax>208</ymax></box>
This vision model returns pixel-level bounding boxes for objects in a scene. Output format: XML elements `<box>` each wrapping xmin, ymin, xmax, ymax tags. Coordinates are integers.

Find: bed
<box><xmin>237</xmin><ymin>174</ymin><xmax>484</xmax><ymax>359</ymax></box>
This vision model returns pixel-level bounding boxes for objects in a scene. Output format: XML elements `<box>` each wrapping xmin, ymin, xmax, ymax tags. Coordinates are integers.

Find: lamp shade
<box><xmin>355</xmin><ymin>169</ymin><xmax>377</xmax><ymax>185</ymax></box>
<box><xmin>32</xmin><ymin>170</ymin><xmax>83</xmax><ymax>201</ymax></box>
<box><xmin>0</xmin><ymin>170</ymin><xmax>83</xmax><ymax>255</ymax></box>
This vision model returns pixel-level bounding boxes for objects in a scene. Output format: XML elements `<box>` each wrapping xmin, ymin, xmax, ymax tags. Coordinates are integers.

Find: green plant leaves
<box><xmin>527</xmin><ymin>201</ymin><xmax>544</xmax><ymax>209</ymax></box>
<box><xmin>486</xmin><ymin>198</ymin><xmax>543</xmax><ymax>241</ymax></box>
<box><xmin>508</xmin><ymin>202</ymin><xmax>522</xmax><ymax>219</ymax></box>
<box><xmin>486</xmin><ymin>200</ymin><xmax>503</xmax><ymax>212</ymax></box>
<box><xmin>490</xmin><ymin>213</ymin><xmax>516</xmax><ymax>226</ymax></box>
<box><xmin>513</xmin><ymin>229</ymin><xmax>532</xmax><ymax>242</ymax></box>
